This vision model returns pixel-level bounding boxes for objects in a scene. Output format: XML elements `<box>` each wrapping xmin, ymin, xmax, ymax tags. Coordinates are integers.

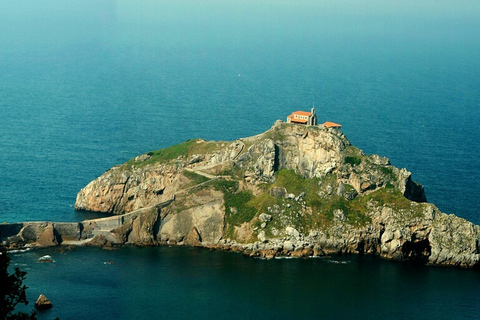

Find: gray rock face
<box><xmin>159</xmin><ymin>188</ymin><xmax>225</xmax><ymax>244</ymax></box>
<box><xmin>275</xmin><ymin>124</ymin><xmax>348</xmax><ymax>178</ymax></box>
<box><xmin>237</xmin><ymin>123</ymin><xmax>348</xmax><ymax>184</ymax></box>
<box><xmin>74</xmin><ymin>164</ymin><xmax>180</xmax><ymax>214</ymax></box>
<box><xmin>428</xmin><ymin>214</ymin><xmax>480</xmax><ymax>267</ymax></box>
<box><xmin>126</xmin><ymin>207</ymin><xmax>160</xmax><ymax>245</ymax></box>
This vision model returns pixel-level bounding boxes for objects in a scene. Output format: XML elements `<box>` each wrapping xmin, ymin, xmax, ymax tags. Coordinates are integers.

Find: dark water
<box><xmin>12</xmin><ymin>247</ymin><xmax>480</xmax><ymax>320</ymax></box>
<box><xmin>2</xmin><ymin>1</ymin><xmax>480</xmax><ymax>318</ymax></box>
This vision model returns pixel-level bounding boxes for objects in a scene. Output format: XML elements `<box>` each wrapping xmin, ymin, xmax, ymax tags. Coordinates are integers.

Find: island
<box><xmin>1</xmin><ymin>121</ymin><xmax>479</xmax><ymax>268</ymax></box>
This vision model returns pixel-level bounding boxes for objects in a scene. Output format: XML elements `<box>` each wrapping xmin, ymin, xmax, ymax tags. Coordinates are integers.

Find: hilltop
<box><xmin>2</xmin><ymin>121</ymin><xmax>479</xmax><ymax>268</ymax></box>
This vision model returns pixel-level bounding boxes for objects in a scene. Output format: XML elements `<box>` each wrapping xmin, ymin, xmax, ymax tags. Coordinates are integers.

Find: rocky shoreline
<box><xmin>2</xmin><ymin>208</ymin><xmax>478</xmax><ymax>268</ymax></box>
<box><xmin>2</xmin><ymin>121</ymin><xmax>479</xmax><ymax>268</ymax></box>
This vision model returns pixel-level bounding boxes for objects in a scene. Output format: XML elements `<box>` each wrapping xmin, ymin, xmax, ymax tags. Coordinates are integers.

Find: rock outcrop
<box><xmin>35</xmin><ymin>294</ymin><xmax>53</xmax><ymax>310</ymax></box>
<box><xmin>2</xmin><ymin>121</ymin><xmax>479</xmax><ymax>268</ymax></box>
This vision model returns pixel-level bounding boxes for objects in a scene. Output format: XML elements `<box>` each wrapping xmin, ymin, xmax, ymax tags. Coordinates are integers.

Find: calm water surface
<box><xmin>2</xmin><ymin>0</ymin><xmax>480</xmax><ymax>319</ymax></box>
<box><xmin>11</xmin><ymin>247</ymin><xmax>480</xmax><ymax>320</ymax></box>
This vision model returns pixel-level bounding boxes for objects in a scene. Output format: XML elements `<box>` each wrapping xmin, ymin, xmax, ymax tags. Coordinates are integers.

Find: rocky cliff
<box><xmin>3</xmin><ymin>121</ymin><xmax>479</xmax><ymax>268</ymax></box>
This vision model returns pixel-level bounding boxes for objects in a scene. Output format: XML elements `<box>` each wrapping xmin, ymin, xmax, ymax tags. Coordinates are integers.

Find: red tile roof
<box><xmin>291</xmin><ymin>111</ymin><xmax>312</xmax><ymax>116</ymax></box>
<box><xmin>322</xmin><ymin>121</ymin><xmax>342</xmax><ymax>128</ymax></box>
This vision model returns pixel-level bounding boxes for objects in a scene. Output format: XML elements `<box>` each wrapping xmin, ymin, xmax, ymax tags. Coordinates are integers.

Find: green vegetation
<box><xmin>0</xmin><ymin>247</ymin><xmax>37</xmax><ymax>320</ymax></box>
<box><xmin>344</xmin><ymin>184</ymin><xmax>356</xmax><ymax>192</ymax></box>
<box><xmin>189</xmin><ymin>167</ymin><xmax>419</xmax><ymax>239</ymax></box>
<box><xmin>343</xmin><ymin>145</ymin><xmax>364</xmax><ymax>157</ymax></box>
<box><xmin>269</xmin><ymin>170</ymin><xmax>337</xmax><ymax>211</ymax></box>
<box><xmin>124</xmin><ymin>139</ymin><xmax>222</xmax><ymax>168</ymax></box>
<box><xmin>345</xmin><ymin>156</ymin><xmax>362</xmax><ymax>166</ymax></box>
<box><xmin>248</xmin><ymin>170</ymin><xmax>377</xmax><ymax>230</ymax></box>
<box><xmin>245</xmin><ymin>170</ymin><xmax>336</xmax><ymax>232</ymax></box>
<box><xmin>212</xmin><ymin>179</ymin><xmax>257</xmax><ymax>238</ymax></box>
<box><xmin>216</xmin><ymin>164</ymin><xmax>244</xmax><ymax>180</ymax></box>
<box><xmin>361</xmin><ymin>187</ymin><xmax>411</xmax><ymax>210</ymax></box>
<box><xmin>379</xmin><ymin>166</ymin><xmax>396</xmax><ymax>181</ymax></box>
<box><xmin>248</xmin><ymin>192</ymin><xmax>280</xmax><ymax>215</ymax></box>
<box><xmin>272</xmin><ymin>169</ymin><xmax>309</xmax><ymax>195</ymax></box>
<box><xmin>210</xmin><ymin>165</ymin><xmax>423</xmax><ymax>239</ymax></box>
<box><xmin>142</xmin><ymin>139</ymin><xmax>199</xmax><ymax>163</ymax></box>
<box><xmin>263</xmin><ymin>128</ymin><xmax>287</xmax><ymax>141</ymax></box>
<box><xmin>343</xmin><ymin>146</ymin><xmax>365</xmax><ymax>167</ymax></box>
<box><xmin>183</xmin><ymin>170</ymin><xmax>210</xmax><ymax>187</ymax></box>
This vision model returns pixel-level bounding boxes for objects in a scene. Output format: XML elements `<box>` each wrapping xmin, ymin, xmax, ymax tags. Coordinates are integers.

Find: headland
<box><xmin>1</xmin><ymin>121</ymin><xmax>479</xmax><ymax>268</ymax></box>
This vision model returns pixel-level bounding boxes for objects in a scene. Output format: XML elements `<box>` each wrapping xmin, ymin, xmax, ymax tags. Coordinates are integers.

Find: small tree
<box><xmin>0</xmin><ymin>246</ymin><xmax>37</xmax><ymax>320</ymax></box>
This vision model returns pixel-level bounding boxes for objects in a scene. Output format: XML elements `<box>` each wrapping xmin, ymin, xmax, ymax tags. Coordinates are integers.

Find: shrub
<box><xmin>345</xmin><ymin>156</ymin><xmax>362</xmax><ymax>166</ymax></box>
<box><xmin>0</xmin><ymin>247</ymin><xmax>37</xmax><ymax>320</ymax></box>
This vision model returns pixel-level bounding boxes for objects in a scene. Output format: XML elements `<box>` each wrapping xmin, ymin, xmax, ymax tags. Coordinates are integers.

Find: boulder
<box><xmin>259</xmin><ymin>213</ymin><xmax>272</xmax><ymax>222</ymax></box>
<box><xmin>344</xmin><ymin>189</ymin><xmax>358</xmax><ymax>200</ymax></box>
<box><xmin>85</xmin><ymin>234</ymin><xmax>113</xmax><ymax>248</ymax></box>
<box><xmin>35</xmin><ymin>294</ymin><xmax>53</xmax><ymax>310</ymax></box>
<box><xmin>37</xmin><ymin>255</ymin><xmax>54</xmax><ymax>263</ymax></box>
<box><xmin>369</xmin><ymin>154</ymin><xmax>390</xmax><ymax>166</ymax></box>
<box><xmin>333</xmin><ymin>209</ymin><xmax>346</xmax><ymax>222</ymax></box>
<box><xmin>135</xmin><ymin>153</ymin><xmax>152</xmax><ymax>162</ymax></box>
<box><xmin>188</xmin><ymin>154</ymin><xmax>205</xmax><ymax>164</ymax></box>
<box><xmin>268</xmin><ymin>187</ymin><xmax>287</xmax><ymax>198</ymax></box>
<box><xmin>283</xmin><ymin>241</ymin><xmax>295</xmax><ymax>252</ymax></box>
<box><xmin>285</xmin><ymin>227</ymin><xmax>300</xmax><ymax>239</ymax></box>
<box><xmin>257</xmin><ymin>231</ymin><xmax>267</xmax><ymax>242</ymax></box>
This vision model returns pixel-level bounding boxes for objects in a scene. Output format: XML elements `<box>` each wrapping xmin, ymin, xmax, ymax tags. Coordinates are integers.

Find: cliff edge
<box><xmin>3</xmin><ymin>122</ymin><xmax>479</xmax><ymax>268</ymax></box>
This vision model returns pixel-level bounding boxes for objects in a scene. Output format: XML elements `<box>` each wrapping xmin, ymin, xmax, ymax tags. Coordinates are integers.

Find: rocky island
<box><xmin>1</xmin><ymin>121</ymin><xmax>479</xmax><ymax>268</ymax></box>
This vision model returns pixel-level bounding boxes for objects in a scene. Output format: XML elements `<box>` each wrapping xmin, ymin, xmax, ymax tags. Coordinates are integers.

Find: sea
<box><xmin>1</xmin><ymin>0</ymin><xmax>479</xmax><ymax>319</ymax></box>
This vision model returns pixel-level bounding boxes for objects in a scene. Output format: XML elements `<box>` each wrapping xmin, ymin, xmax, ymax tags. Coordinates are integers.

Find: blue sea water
<box><xmin>11</xmin><ymin>247</ymin><xmax>480</xmax><ymax>320</ymax></box>
<box><xmin>1</xmin><ymin>0</ymin><xmax>480</xmax><ymax>319</ymax></box>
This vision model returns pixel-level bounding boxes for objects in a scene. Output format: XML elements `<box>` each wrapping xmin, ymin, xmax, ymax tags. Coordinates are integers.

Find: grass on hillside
<box><xmin>247</xmin><ymin>169</ymin><xmax>422</xmax><ymax>232</ymax></box>
<box><xmin>212</xmin><ymin>179</ymin><xmax>257</xmax><ymax>239</ymax></box>
<box><xmin>345</xmin><ymin>156</ymin><xmax>362</xmax><ymax>166</ymax></box>
<box><xmin>191</xmin><ymin>169</ymin><xmax>422</xmax><ymax>241</ymax></box>
<box><xmin>378</xmin><ymin>166</ymin><xmax>396</xmax><ymax>181</ymax></box>
<box><xmin>343</xmin><ymin>146</ymin><xmax>365</xmax><ymax>166</ymax></box>
<box><xmin>124</xmin><ymin>139</ymin><xmax>222</xmax><ymax>168</ymax></box>
<box><xmin>183</xmin><ymin>170</ymin><xmax>210</xmax><ymax>187</ymax></box>
<box><xmin>216</xmin><ymin>163</ymin><xmax>244</xmax><ymax>180</ymax></box>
